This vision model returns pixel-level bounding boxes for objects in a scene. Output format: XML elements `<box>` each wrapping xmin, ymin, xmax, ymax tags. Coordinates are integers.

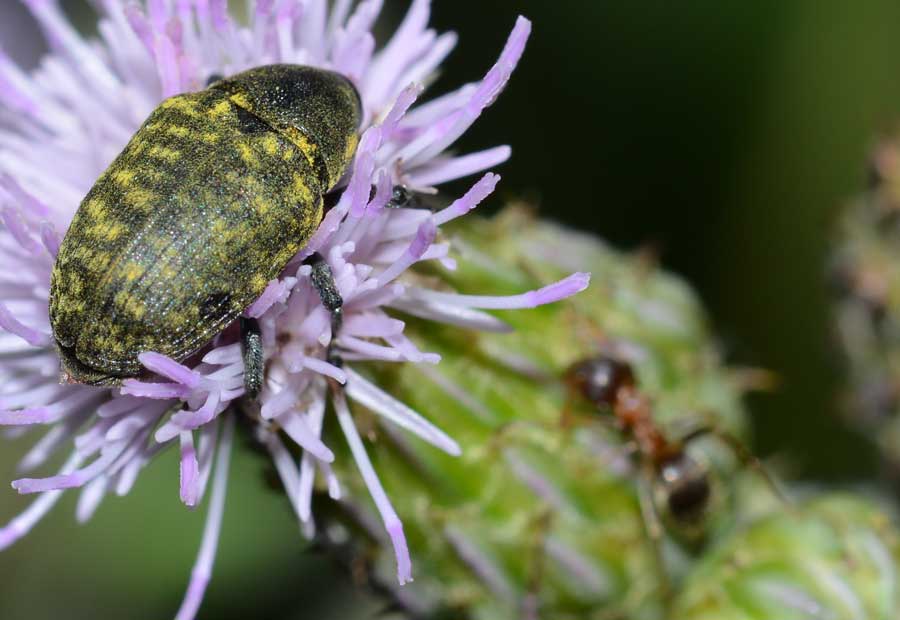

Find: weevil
<box><xmin>49</xmin><ymin>65</ymin><xmax>364</xmax><ymax>395</ymax></box>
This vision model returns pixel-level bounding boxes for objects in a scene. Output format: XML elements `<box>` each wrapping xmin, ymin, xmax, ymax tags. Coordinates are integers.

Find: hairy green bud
<box><xmin>322</xmin><ymin>207</ymin><xmax>751</xmax><ymax>619</ymax></box>
<box><xmin>674</xmin><ymin>494</ymin><xmax>900</xmax><ymax>619</ymax></box>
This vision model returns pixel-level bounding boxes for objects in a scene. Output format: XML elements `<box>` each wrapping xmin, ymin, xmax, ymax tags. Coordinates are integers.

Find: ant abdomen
<box><xmin>656</xmin><ymin>453</ymin><xmax>711</xmax><ymax>527</ymax></box>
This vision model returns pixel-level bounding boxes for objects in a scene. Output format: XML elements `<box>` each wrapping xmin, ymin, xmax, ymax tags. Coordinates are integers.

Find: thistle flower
<box><xmin>0</xmin><ymin>2</ymin><xmax>589</xmax><ymax>617</ymax></box>
<box><xmin>321</xmin><ymin>207</ymin><xmax>752</xmax><ymax>619</ymax></box>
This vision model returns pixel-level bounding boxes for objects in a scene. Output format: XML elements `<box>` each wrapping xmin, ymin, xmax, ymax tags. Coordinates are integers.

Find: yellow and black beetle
<box><xmin>49</xmin><ymin>65</ymin><xmax>363</xmax><ymax>395</ymax></box>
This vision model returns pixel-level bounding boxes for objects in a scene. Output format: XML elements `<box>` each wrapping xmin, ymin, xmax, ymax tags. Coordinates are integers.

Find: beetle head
<box><xmin>212</xmin><ymin>65</ymin><xmax>363</xmax><ymax>190</ymax></box>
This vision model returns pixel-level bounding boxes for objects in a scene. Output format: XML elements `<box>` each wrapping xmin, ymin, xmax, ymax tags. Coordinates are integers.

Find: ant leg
<box><xmin>240</xmin><ymin>317</ymin><xmax>264</xmax><ymax>399</ymax></box>
<box><xmin>522</xmin><ymin>509</ymin><xmax>552</xmax><ymax>620</ymax></box>
<box><xmin>680</xmin><ymin>426</ymin><xmax>790</xmax><ymax>504</ymax></box>
<box><xmin>637</xmin><ymin>462</ymin><xmax>673</xmax><ymax>605</ymax></box>
<box><xmin>559</xmin><ymin>392</ymin><xmax>586</xmax><ymax>429</ymax></box>
<box><xmin>305</xmin><ymin>252</ymin><xmax>344</xmax><ymax>368</ymax></box>
<box><xmin>560</xmin><ymin>394</ymin><xmax>575</xmax><ymax>429</ymax></box>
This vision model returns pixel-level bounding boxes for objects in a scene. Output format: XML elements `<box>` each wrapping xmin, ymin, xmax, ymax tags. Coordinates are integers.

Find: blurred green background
<box><xmin>3</xmin><ymin>0</ymin><xmax>900</xmax><ymax>618</ymax></box>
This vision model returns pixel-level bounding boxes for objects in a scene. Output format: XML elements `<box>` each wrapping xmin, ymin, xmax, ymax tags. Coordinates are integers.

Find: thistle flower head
<box><xmin>0</xmin><ymin>1</ymin><xmax>589</xmax><ymax>617</ymax></box>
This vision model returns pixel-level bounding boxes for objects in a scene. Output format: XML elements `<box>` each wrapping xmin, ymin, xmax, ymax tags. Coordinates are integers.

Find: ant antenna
<box><xmin>678</xmin><ymin>425</ymin><xmax>790</xmax><ymax>505</ymax></box>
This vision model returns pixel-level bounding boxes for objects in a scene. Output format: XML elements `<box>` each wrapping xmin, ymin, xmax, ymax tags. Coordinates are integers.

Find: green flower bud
<box><xmin>322</xmin><ymin>207</ymin><xmax>752</xmax><ymax>619</ymax></box>
<box><xmin>674</xmin><ymin>493</ymin><xmax>900</xmax><ymax>619</ymax></box>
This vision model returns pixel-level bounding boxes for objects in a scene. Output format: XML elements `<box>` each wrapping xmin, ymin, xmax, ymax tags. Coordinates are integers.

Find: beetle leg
<box><xmin>240</xmin><ymin>317</ymin><xmax>264</xmax><ymax>399</ymax></box>
<box><xmin>306</xmin><ymin>252</ymin><xmax>344</xmax><ymax>368</ymax></box>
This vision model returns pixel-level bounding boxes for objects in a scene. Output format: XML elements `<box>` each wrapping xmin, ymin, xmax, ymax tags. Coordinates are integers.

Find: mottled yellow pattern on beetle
<box><xmin>49</xmin><ymin>66</ymin><xmax>361</xmax><ymax>385</ymax></box>
<box><xmin>160</xmin><ymin>96</ymin><xmax>199</xmax><ymax>116</ymax></box>
<box><xmin>112</xmin><ymin>169</ymin><xmax>136</xmax><ymax>186</ymax></box>
<box><xmin>289</xmin><ymin>129</ymin><xmax>319</xmax><ymax>170</ymax></box>
<box><xmin>344</xmin><ymin>133</ymin><xmax>359</xmax><ymax>167</ymax></box>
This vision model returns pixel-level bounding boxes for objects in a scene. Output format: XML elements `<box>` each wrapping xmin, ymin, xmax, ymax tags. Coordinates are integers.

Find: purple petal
<box><xmin>76</xmin><ymin>476</ymin><xmax>109</xmax><ymax>523</ymax></box>
<box><xmin>124</xmin><ymin>4</ymin><xmax>154</xmax><ymax>53</ymax></box>
<box><xmin>365</xmin><ymin>168</ymin><xmax>393</xmax><ymax>214</ymax></box>
<box><xmin>121</xmin><ymin>380</ymin><xmax>191</xmax><ymax>400</ymax></box>
<box><xmin>262</xmin><ymin>430</ymin><xmax>303</xmax><ymax>519</ymax></box>
<box><xmin>168</xmin><ymin>391</ymin><xmax>223</xmax><ymax>434</ymax></box>
<box><xmin>397</xmin><ymin>16</ymin><xmax>531</xmax><ymax>167</ymax></box>
<box><xmin>387</xmin><ymin>518</ymin><xmax>413</xmax><ymax>585</ymax></box>
<box><xmin>175</xmin><ymin>415</ymin><xmax>234</xmax><ymax>620</ymax></box>
<box><xmin>278</xmin><ymin>413</ymin><xmax>336</xmax><ymax>463</ymax></box>
<box><xmin>345</xmin><ymin>368</ymin><xmax>460</xmax><ymax>456</ymax></box>
<box><xmin>154</xmin><ymin>34</ymin><xmax>180</xmax><ymax>97</ymax></box>
<box><xmin>138</xmin><ymin>352</ymin><xmax>201</xmax><ymax>388</ymax></box>
<box><xmin>389</xmin><ymin>297</ymin><xmax>513</xmax><ymax>333</ymax></box>
<box><xmin>39</xmin><ymin>221</ymin><xmax>61</xmax><ymax>257</ymax></box>
<box><xmin>0</xmin><ymin>407</ymin><xmax>53</xmax><ymax>426</ymax></box>
<box><xmin>299</xmin><ymin>356</ymin><xmax>347</xmax><ymax>384</ymax></box>
<box><xmin>333</xmin><ymin>391</ymin><xmax>413</xmax><ymax>585</ymax></box>
<box><xmin>375</xmin><ymin>218</ymin><xmax>436</xmax><ymax>287</ymax></box>
<box><xmin>244</xmin><ymin>279</ymin><xmax>286</xmax><ymax>318</ymax></box>
<box><xmin>97</xmin><ymin>397</ymin><xmax>143</xmax><ymax>419</ymax></box>
<box><xmin>526</xmin><ymin>272</ymin><xmax>592</xmax><ymax>307</ymax></box>
<box><xmin>407</xmin><ymin>272</ymin><xmax>591</xmax><ymax>310</ymax></box>
<box><xmin>0</xmin><ymin>453</ymin><xmax>81</xmax><ymax>551</ymax></box>
<box><xmin>433</xmin><ymin>173</ymin><xmax>500</xmax><ymax>225</ymax></box>
<box><xmin>13</xmin><ymin>448</ymin><xmax>122</xmax><ymax>494</ymax></box>
<box><xmin>180</xmin><ymin>431</ymin><xmax>200</xmax><ymax>507</ymax></box>
<box><xmin>409</xmin><ymin>146</ymin><xmax>511</xmax><ymax>188</ymax></box>
<box><xmin>0</xmin><ymin>50</ymin><xmax>38</xmax><ymax>115</ymax></box>
<box><xmin>201</xmin><ymin>344</ymin><xmax>242</xmax><ymax>365</ymax></box>
<box><xmin>1</xmin><ymin>173</ymin><xmax>51</xmax><ymax>218</ymax></box>
<box><xmin>381</xmin><ymin>83</ymin><xmax>423</xmax><ymax>140</ymax></box>
<box><xmin>209</xmin><ymin>0</ymin><xmax>230</xmax><ymax>32</ymax></box>
<box><xmin>1</xmin><ymin>208</ymin><xmax>41</xmax><ymax>254</ymax></box>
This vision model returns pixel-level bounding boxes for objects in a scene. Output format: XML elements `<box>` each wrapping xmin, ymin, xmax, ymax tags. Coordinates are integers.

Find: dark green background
<box><xmin>2</xmin><ymin>0</ymin><xmax>900</xmax><ymax>618</ymax></box>
<box><xmin>430</xmin><ymin>0</ymin><xmax>900</xmax><ymax>480</ymax></box>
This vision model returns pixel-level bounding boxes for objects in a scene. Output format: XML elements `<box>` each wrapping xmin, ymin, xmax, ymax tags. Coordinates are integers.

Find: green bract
<box><xmin>674</xmin><ymin>494</ymin><xmax>900</xmax><ymax>619</ymax></box>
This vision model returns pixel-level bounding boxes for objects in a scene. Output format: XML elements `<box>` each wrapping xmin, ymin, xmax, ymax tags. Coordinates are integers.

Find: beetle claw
<box><xmin>305</xmin><ymin>252</ymin><xmax>345</xmax><ymax>376</ymax></box>
<box><xmin>240</xmin><ymin>317</ymin><xmax>264</xmax><ymax>399</ymax></box>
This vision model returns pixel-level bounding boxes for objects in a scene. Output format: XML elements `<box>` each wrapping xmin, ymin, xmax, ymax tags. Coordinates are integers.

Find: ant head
<box><xmin>655</xmin><ymin>452</ymin><xmax>711</xmax><ymax>527</ymax></box>
<box><xmin>565</xmin><ymin>355</ymin><xmax>635</xmax><ymax>408</ymax></box>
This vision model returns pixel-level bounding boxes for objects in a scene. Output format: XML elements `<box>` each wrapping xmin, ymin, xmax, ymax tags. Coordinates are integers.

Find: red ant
<box><xmin>564</xmin><ymin>353</ymin><xmax>786</xmax><ymax>594</ymax></box>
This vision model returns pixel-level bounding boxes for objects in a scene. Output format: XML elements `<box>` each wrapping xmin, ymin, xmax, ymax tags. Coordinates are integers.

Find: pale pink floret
<box><xmin>0</xmin><ymin>2</ymin><xmax>589</xmax><ymax>618</ymax></box>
